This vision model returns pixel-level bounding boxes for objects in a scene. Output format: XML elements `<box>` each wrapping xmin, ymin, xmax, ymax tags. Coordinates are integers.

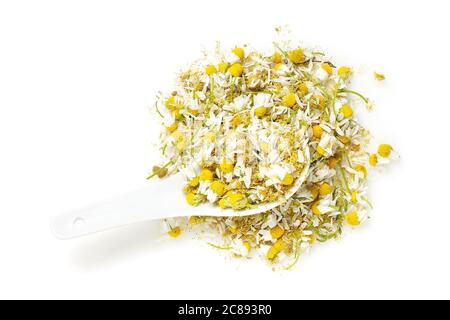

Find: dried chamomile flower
<box><xmin>374</xmin><ymin>72</ymin><xmax>386</xmax><ymax>81</ymax></box>
<box><xmin>338</xmin><ymin>66</ymin><xmax>352</xmax><ymax>78</ymax></box>
<box><xmin>378</xmin><ymin>144</ymin><xmax>392</xmax><ymax>158</ymax></box>
<box><xmin>167</xmin><ymin>226</ymin><xmax>182</xmax><ymax>238</ymax></box>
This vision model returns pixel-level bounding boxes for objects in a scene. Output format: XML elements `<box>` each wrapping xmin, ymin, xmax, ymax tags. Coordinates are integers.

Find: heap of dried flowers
<box><xmin>150</xmin><ymin>30</ymin><xmax>395</xmax><ymax>267</ymax></box>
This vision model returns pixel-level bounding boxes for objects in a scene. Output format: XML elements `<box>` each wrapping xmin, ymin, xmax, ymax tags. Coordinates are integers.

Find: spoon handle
<box><xmin>51</xmin><ymin>174</ymin><xmax>187</xmax><ymax>239</ymax></box>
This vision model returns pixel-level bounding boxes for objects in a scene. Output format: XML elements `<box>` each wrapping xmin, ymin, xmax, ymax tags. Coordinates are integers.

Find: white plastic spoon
<box><xmin>52</xmin><ymin>149</ymin><xmax>309</xmax><ymax>239</ymax></box>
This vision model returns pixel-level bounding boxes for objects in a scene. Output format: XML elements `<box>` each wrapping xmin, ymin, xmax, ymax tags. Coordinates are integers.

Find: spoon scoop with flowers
<box><xmin>52</xmin><ymin>149</ymin><xmax>309</xmax><ymax>239</ymax></box>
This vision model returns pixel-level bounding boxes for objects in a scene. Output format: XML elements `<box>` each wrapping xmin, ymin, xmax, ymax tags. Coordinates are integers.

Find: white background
<box><xmin>1</xmin><ymin>0</ymin><xmax>449</xmax><ymax>299</ymax></box>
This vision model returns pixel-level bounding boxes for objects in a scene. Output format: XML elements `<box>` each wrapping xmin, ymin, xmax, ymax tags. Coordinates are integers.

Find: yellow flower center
<box><xmin>232</xmin><ymin>47</ymin><xmax>245</xmax><ymax>60</ymax></box>
<box><xmin>369</xmin><ymin>154</ymin><xmax>378</xmax><ymax>166</ymax></box>
<box><xmin>165</xmin><ymin>96</ymin><xmax>177</xmax><ymax>111</ymax></box>
<box><xmin>220</xmin><ymin>159</ymin><xmax>234</xmax><ymax>173</ymax></box>
<box><xmin>210</xmin><ymin>180</ymin><xmax>226</xmax><ymax>196</ymax></box>
<box><xmin>340</xmin><ymin>104</ymin><xmax>353</xmax><ymax>118</ymax></box>
<box><xmin>321</xmin><ymin>63</ymin><xmax>333</xmax><ymax>76</ymax></box>
<box><xmin>319</xmin><ymin>183</ymin><xmax>332</xmax><ymax>196</ymax></box>
<box><xmin>337</xmin><ymin>66</ymin><xmax>352</xmax><ymax>78</ymax></box>
<box><xmin>328</xmin><ymin>157</ymin><xmax>338</xmax><ymax>168</ymax></box>
<box><xmin>167</xmin><ymin>226</ymin><xmax>181</xmax><ymax>238</ymax></box>
<box><xmin>311</xmin><ymin>201</ymin><xmax>322</xmax><ymax>215</ymax></box>
<box><xmin>281</xmin><ymin>173</ymin><xmax>294</xmax><ymax>185</ymax></box>
<box><xmin>309</xmin><ymin>185</ymin><xmax>319</xmax><ymax>200</ymax></box>
<box><xmin>270</xmin><ymin>225</ymin><xmax>284</xmax><ymax>239</ymax></box>
<box><xmin>338</xmin><ymin>135</ymin><xmax>351</xmax><ymax>144</ymax></box>
<box><xmin>346</xmin><ymin>212</ymin><xmax>360</xmax><ymax>226</ymax></box>
<box><xmin>188</xmin><ymin>108</ymin><xmax>199</xmax><ymax>116</ymax></box>
<box><xmin>229</xmin><ymin>63</ymin><xmax>243</xmax><ymax>77</ymax></box>
<box><xmin>231</xmin><ymin>114</ymin><xmax>241</xmax><ymax>127</ymax></box>
<box><xmin>274</xmin><ymin>63</ymin><xmax>283</xmax><ymax>70</ymax></box>
<box><xmin>218</xmin><ymin>62</ymin><xmax>228</xmax><ymax>73</ymax></box>
<box><xmin>354</xmin><ymin>164</ymin><xmax>367</xmax><ymax>178</ymax></box>
<box><xmin>272</xmin><ymin>51</ymin><xmax>282</xmax><ymax>64</ymax></box>
<box><xmin>283</xmin><ymin>93</ymin><xmax>297</xmax><ymax>107</ymax></box>
<box><xmin>312</xmin><ymin>95</ymin><xmax>326</xmax><ymax>108</ymax></box>
<box><xmin>377</xmin><ymin>144</ymin><xmax>392</xmax><ymax>158</ymax></box>
<box><xmin>351</xmin><ymin>191</ymin><xmax>358</xmax><ymax>203</ymax></box>
<box><xmin>166</xmin><ymin>122</ymin><xmax>178</xmax><ymax>133</ymax></box>
<box><xmin>298</xmin><ymin>82</ymin><xmax>309</xmax><ymax>96</ymax></box>
<box><xmin>254</xmin><ymin>106</ymin><xmax>267</xmax><ymax>118</ymax></box>
<box><xmin>316</xmin><ymin>145</ymin><xmax>327</xmax><ymax>156</ymax></box>
<box><xmin>273</xmin><ymin>239</ymin><xmax>287</xmax><ymax>251</ymax></box>
<box><xmin>289</xmin><ymin>48</ymin><xmax>305</xmax><ymax>64</ymax></box>
<box><xmin>205</xmin><ymin>64</ymin><xmax>217</xmax><ymax>75</ymax></box>
<box><xmin>189</xmin><ymin>176</ymin><xmax>200</xmax><ymax>187</ymax></box>
<box><xmin>186</xmin><ymin>192</ymin><xmax>200</xmax><ymax>206</ymax></box>
<box><xmin>199</xmin><ymin>169</ymin><xmax>214</xmax><ymax>181</ymax></box>
<box><xmin>227</xmin><ymin>192</ymin><xmax>247</xmax><ymax>210</ymax></box>
<box><xmin>312</xmin><ymin>125</ymin><xmax>323</xmax><ymax>139</ymax></box>
<box><xmin>266</xmin><ymin>246</ymin><xmax>279</xmax><ymax>260</ymax></box>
